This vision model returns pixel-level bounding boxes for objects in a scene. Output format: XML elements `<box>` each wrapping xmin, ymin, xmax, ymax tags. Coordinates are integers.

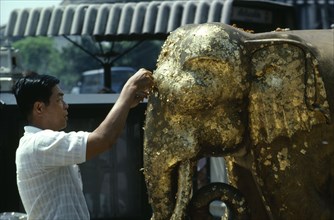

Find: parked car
<box><xmin>78</xmin><ymin>66</ymin><xmax>136</xmax><ymax>94</ymax></box>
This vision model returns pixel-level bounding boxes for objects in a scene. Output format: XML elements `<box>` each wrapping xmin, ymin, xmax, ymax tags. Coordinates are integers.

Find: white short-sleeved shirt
<box><xmin>16</xmin><ymin>126</ymin><xmax>91</xmax><ymax>220</ymax></box>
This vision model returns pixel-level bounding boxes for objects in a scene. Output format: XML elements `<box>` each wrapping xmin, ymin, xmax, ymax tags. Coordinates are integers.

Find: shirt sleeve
<box><xmin>32</xmin><ymin>130</ymin><xmax>90</xmax><ymax>168</ymax></box>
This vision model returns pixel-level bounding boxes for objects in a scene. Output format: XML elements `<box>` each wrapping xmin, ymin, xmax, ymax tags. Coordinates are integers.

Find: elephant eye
<box><xmin>183</xmin><ymin>57</ymin><xmax>231</xmax><ymax>78</ymax></box>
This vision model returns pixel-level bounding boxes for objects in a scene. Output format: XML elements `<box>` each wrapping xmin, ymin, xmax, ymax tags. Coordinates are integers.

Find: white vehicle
<box><xmin>78</xmin><ymin>66</ymin><xmax>136</xmax><ymax>94</ymax></box>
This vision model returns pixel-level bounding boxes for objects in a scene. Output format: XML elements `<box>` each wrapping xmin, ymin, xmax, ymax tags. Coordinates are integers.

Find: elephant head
<box><xmin>143</xmin><ymin>23</ymin><xmax>333</xmax><ymax>219</ymax></box>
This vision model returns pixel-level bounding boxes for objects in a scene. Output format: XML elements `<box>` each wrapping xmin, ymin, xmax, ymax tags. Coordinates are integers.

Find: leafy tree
<box><xmin>13</xmin><ymin>37</ymin><xmax>63</xmax><ymax>77</ymax></box>
<box><xmin>12</xmin><ymin>36</ymin><xmax>101</xmax><ymax>91</ymax></box>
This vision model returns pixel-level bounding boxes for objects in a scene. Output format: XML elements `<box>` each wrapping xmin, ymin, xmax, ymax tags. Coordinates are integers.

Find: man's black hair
<box><xmin>13</xmin><ymin>74</ymin><xmax>60</xmax><ymax>119</ymax></box>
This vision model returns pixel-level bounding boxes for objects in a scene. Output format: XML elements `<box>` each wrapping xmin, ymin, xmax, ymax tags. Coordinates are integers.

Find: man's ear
<box><xmin>33</xmin><ymin>101</ymin><xmax>45</xmax><ymax>115</ymax></box>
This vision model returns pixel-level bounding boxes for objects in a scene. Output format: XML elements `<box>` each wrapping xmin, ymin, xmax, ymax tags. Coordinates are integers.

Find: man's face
<box><xmin>43</xmin><ymin>85</ymin><xmax>69</xmax><ymax>131</ymax></box>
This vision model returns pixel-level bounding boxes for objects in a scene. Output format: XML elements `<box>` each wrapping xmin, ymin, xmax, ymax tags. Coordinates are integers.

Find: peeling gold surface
<box><xmin>143</xmin><ymin>23</ymin><xmax>333</xmax><ymax>220</ymax></box>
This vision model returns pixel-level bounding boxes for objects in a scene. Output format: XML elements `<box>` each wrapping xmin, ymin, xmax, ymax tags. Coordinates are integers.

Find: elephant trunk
<box><xmin>188</xmin><ymin>182</ymin><xmax>250</xmax><ymax>220</ymax></box>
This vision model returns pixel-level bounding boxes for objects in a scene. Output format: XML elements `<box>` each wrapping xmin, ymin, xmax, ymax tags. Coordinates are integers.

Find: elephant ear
<box><xmin>247</xmin><ymin>40</ymin><xmax>330</xmax><ymax>144</ymax></box>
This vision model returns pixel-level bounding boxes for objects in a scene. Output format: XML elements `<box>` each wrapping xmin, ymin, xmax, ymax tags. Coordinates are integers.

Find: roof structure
<box><xmin>272</xmin><ymin>0</ymin><xmax>334</xmax><ymax>4</ymax></box>
<box><xmin>272</xmin><ymin>0</ymin><xmax>334</xmax><ymax>29</ymax></box>
<box><xmin>4</xmin><ymin>0</ymin><xmax>233</xmax><ymax>40</ymax></box>
<box><xmin>3</xmin><ymin>0</ymin><xmax>333</xmax><ymax>40</ymax></box>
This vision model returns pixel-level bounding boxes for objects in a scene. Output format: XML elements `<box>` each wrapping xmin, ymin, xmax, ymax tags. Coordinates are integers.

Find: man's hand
<box><xmin>121</xmin><ymin>68</ymin><xmax>154</xmax><ymax>108</ymax></box>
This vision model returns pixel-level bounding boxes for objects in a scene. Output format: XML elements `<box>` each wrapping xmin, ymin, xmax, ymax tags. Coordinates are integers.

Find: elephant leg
<box><xmin>171</xmin><ymin>160</ymin><xmax>196</xmax><ymax>220</ymax></box>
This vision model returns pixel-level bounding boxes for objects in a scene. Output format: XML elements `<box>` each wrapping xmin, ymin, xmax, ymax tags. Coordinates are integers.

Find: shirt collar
<box><xmin>24</xmin><ymin>126</ymin><xmax>43</xmax><ymax>134</ymax></box>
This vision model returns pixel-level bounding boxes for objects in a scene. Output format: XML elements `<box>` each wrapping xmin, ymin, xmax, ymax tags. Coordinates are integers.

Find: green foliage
<box><xmin>13</xmin><ymin>37</ymin><xmax>63</xmax><ymax>76</ymax></box>
<box><xmin>12</xmin><ymin>36</ymin><xmax>101</xmax><ymax>91</ymax></box>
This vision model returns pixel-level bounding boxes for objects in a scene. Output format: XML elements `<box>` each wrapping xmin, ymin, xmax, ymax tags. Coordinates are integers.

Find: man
<box><xmin>13</xmin><ymin>68</ymin><xmax>154</xmax><ymax>220</ymax></box>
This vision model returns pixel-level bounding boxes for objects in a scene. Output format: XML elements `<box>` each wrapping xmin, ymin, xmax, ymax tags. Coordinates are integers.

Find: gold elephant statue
<box><xmin>143</xmin><ymin>23</ymin><xmax>334</xmax><ymax>219</ymax></box>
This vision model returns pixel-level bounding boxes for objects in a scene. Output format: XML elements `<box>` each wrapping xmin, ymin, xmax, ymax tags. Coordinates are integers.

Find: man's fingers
<box><xmin>138</xmin><ymin>68</ymin><xmax>154</xmax><ymax>91</ymax></box>
<box><xmin>144</xmin><ymin>70</ymin><xmax>154</xmax><ymax>80</ymax></box>
<box><xmin>135</xmin><ymin>91</ymin><xmax>149</xmax><ymax>99</ymax></box>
